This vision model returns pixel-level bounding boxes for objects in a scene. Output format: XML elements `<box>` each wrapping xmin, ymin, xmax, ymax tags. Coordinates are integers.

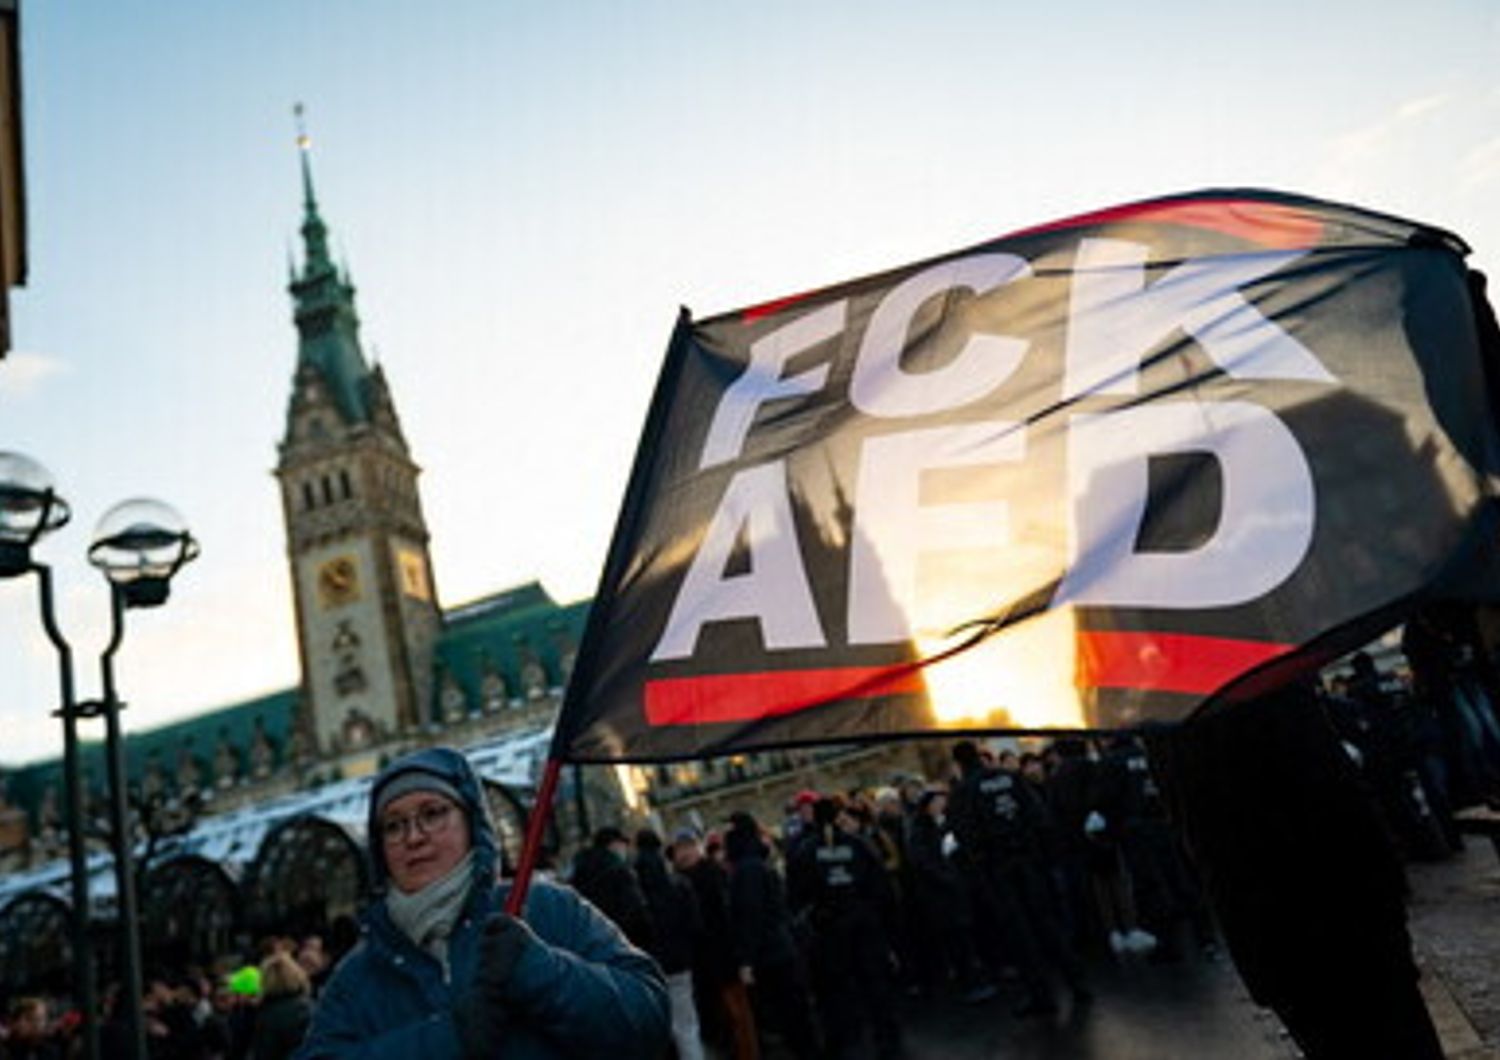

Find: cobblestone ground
<box><xmin>1409</xmin><ymin>843</ymin><xmax>1500</xmax><ymax>1059</ymax></box>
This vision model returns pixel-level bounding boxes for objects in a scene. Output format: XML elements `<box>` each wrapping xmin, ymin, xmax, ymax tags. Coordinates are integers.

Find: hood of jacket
<box><xmin>367</xmin><ymin>746</ymin><xmax>498</xmax><ymax>896</ymax></box>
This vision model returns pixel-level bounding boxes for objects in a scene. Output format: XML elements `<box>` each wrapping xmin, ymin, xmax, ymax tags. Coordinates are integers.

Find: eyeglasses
<box><xmin>379</xmin><ymin>801</ymin><xmax>457</xmax><ymax>844</ymax></box>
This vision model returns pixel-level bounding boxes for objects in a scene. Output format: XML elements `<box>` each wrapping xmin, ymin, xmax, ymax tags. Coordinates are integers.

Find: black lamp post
<box><xmin>0</xmin><ymin>454</ymin><xmax>199</xmax><ymax>1060</ymax></box>
<box><xmin>0</xmin><ymin>451</ymin><xmax>97</xmax><ymax>1060</ymax></box>
<box><xmin>85</xmin><ymin>498</ymin><xmax>200</xmax><ymax>1060</ymax></box>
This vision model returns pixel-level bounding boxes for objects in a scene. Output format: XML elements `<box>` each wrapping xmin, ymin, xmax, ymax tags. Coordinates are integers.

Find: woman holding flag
<box><xmin>294</xmin><ymin>747</ymin><xmax>669</xmax><ymax>1059</ymax></box>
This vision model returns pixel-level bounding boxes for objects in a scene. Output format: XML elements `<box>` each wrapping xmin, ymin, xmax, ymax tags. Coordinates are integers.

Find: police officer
<box><xmin>1101</xmin><ymin>733</ymin><xmax>1212</xmax><ymax>960</ymax></box>
<box><xmin>906</xmin><ymin>787</ymin><xmax>996</xmax><ymax>1002</ymax></box>
<box><xmin>788</xmin><ymin>796</ymin><xmax>903</xmax><ymax>1060</ymax></box>
<box><xmin>947</xmin><ymin>740</ymin><xmax>1090</xmax><ymax>1016</ymax></box>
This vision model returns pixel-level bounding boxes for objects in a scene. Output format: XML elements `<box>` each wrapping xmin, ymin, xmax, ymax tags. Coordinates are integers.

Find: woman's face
<box><xmin>379</xmin><ymin>791</ymin><xmax>471</xmax><ymax>894</ymax></box>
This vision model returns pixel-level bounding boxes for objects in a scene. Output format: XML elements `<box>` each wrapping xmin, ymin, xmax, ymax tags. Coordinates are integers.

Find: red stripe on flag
<box><xmin>1004</xmin><ymin>198</ymin><xmax>1324</xmax><ymax>250</ymax></box>
<box><xmin>644</xmin><ymin>665</ymin><xmax>924</xmax><ymax>726</ymax></box>
<box><xmin>642</xmin><ymin>633</ymin><xmax>1295</xmax><ymax>727</ymax></box>
<box><xmin>1076</xmin><ymin>631</ymin><xmax>1294</xmax><ymax>695</ymax></box>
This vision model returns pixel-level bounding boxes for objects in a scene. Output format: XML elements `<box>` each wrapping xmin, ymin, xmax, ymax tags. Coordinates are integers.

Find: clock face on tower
<box><xmin>316</xmin><ymin>554</ymin><xmax>362</xmax><ymax>609</ymax></box>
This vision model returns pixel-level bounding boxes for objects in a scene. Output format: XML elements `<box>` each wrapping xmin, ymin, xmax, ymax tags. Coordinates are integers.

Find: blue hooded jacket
<box><xmin>294</xmin><ymin>747</ymin><xmax>669</xmax><ymax>1059</ymax></box>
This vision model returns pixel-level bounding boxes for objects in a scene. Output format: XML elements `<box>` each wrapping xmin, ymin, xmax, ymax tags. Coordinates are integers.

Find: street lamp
<box><xmin>86</xmin><ymin>498</ymin><xmax>199</xmax><ymax>1060</ymax></box>
<box><xmin>0</xmin><ymin>451</ymin><xmax>96</xmax><ymax>1060</ymax></box>
<box><xmin>0</xmin><ymin>455</ymin><xmax>199</xmax><ymax>1060</ymax></box>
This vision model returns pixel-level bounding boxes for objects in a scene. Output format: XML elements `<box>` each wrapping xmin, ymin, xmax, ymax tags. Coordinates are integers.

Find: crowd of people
<box><xmin>563</xmin><ymin>729</ymin><xmax>1225</xmax><ymax>1060</ymax></box>
<box><xmin>6</xmin><ymin>608</ymin><xmax>1500</xmax><ymax>1058</ymax></box>
<box><xmin>0</xmin><ymin>934</ymin><xmax>325</xmax><ymax>1060</ymax></box>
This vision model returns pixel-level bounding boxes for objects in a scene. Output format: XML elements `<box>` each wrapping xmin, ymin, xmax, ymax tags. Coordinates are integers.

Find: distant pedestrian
<box><xmin>1100</xmin><ymin>733</ymin><xmax>1215</xmax><ymax>961</ymax></box>
<box><xmin>725</xmin><ymin>812</ymin><xmax>819</xmax><ymax>1060</ymax></box>
<box><xmin>5</xmin><ymin>997</ymin><xmax>61</xmax><ymax>1060</ymax></box>
<box><xmin>294</xmin><ymin>936</ymin><xmax>331</xmax><ymax>998</ymax></box>
<box><xmin>672</xmin><ymin>829</ymin><xmax>759</xmax><ymax>1060</ymax></box>
<box><xmin>572</xmin><ymin>826</ymin><xmax>656</xmax><ymax>950</ymax></box>
<box><xmin>788</xmin><ymin>797</ymin><xmax>903</xmax><ymax>1060</ymax></box>
<box><xmin>250</xmin><ymin>953</ymin><xmax>312</xmax><ymax>1060</ymax></box>
<box><xmin>949</xmin><ymin>739</ymin><xmax>1091</xmax><ymax>1016</ymax></box>
<box><xmin>635</xmin><ymin>828</ymin><xmax>706</xmax><ymax>1060</ymax></box>
<box><xmin>905</xmin><ymin>787</ymin><xmax>994</xmax><ymax>1002</ymax></box>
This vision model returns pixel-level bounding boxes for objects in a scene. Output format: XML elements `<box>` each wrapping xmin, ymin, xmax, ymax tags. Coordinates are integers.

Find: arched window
<box><xmin>246</xmin><ymin>815</ymin><xmax>369</xmax><ymax>938</ymax></box>
<box><xmin>0</xmin><ymin>892</ymin><xmax>72</xmax><ymax>994</ymax></box>
<box><xmin>302</xmin><ymin>481</ymin><xmax>316</xmax><ymax>511</ymax></box>
<box><xmin>141</xmin><ymin>856</ymin><xmax>242</xmax><ymax>968</ymax></box>
<box><xmin>321</xmin><ymin>476</ymin><xmax>335</xmax><ymax>505</ymax></box>
<box><xmin>340</xmin><ymin>468</ymin><xmax>354</xmax><ymax>499</ymax></box>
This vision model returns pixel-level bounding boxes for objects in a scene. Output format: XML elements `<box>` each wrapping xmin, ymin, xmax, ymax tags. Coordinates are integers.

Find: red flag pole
<box><xmin>506</xmin><ymin>756</ymin><xmax>563</xmax><ymax>915</ymax></box>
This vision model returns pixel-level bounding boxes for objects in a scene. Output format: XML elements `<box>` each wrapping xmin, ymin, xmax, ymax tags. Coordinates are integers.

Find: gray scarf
<box><xmin>385</xmin><ymin>850</ymin><xmax>476</xmax><ymax>971</ymax></box>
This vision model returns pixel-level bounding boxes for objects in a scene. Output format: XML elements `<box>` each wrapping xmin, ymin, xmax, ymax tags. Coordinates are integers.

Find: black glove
<box><xmin>477</xmin><ymin>912</ymin><xmax>538</xmax><ymax>994</ymax></box>
<box><xmin>453</xmin><ymin>914</ymin><xmax>539</xmax><ymax>1058</ymax></box>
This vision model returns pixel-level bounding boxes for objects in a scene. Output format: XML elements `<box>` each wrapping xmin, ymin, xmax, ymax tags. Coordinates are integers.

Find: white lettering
<box><xmin>700</xmin><ymin>301</ymin><xmax>844</xmax><ymax>469</ymax></box>
<box><xmin>1054</xmin><ymin>402</ymin><xmax>1316</xmax><ymax>608</ymax></box>
<box><xmin>849</xmin><ymin>423</ymin><xmax>1025</xmax><ymax>643</ymax></box>
<box><xmin>652</xmin><ymin>460</ymin><xmax>826</xmax><ymax>660</ymax></box>
<box><xmin>851</xmin><ymin>255</ymin><xmax>1031</xmax><ymax>418</ymax></box>
<box><xmin>1064</xmin><ymin>240</ymin><xmax>1334</xmax><ymax>398</ymax></box>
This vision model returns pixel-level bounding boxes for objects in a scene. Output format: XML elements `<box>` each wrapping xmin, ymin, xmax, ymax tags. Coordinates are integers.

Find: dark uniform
<box><xmin>1100</xmin><ymin>734</ymin><xmax>1212</xmax><ymax>959</ymax></box>
<box><xmin>789</xmin><ymin>807</ymin><xmax>902</xmax><ymax>1060</ymax></box>
<box><xmin>725</xmin><ymin>814</ymin><xmax>820</xmax><ymax>1060</ymax></box>
<box><xmin>906</xmin><ymin>797</ymin><xmax>992</xmax><ymax>998</ymax></box>
<box><xmin>948</xmin><ymin>744</ymin><xmax>1089</xmax><ymax>1014</ymax></box>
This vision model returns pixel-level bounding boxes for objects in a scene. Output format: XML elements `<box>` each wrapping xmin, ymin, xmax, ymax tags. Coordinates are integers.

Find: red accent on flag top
<box><xmin>1004</xmin><ymin>198</ymin><xmax>1324</xmax><ymax>250</ymax></box>
<box><xmin>741</xmin><ymin>291</ymin><xmax>817</xmax><ymax>323</ymax></box>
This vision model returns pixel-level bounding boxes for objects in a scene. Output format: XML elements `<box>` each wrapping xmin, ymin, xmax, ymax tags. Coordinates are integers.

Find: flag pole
<box><xmin>508</xmin><ymin>310</ymin><xmax>694</xmax><ymax>916</ymax></box>
<box><xmin>506</xmin><ymin>756</ymin><xmax>563</xmax><ymax>915</ymax></box>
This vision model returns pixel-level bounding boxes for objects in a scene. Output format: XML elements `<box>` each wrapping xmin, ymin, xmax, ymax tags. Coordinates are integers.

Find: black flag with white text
<box><xmin>554</xmin><ymin>190</ymin><xmax>1500</xmax><ymax>763</ymax></box>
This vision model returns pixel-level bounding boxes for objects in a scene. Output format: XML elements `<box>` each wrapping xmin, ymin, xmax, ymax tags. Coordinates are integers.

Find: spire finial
<box><xmin>294</xmin><ymin>102</ymin><xmax>318</xmax><ymax>214</ymax></box>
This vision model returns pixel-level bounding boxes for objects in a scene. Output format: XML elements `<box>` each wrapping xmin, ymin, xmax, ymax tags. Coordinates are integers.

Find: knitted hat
<box><xmin>374</xmin><ymin>769</ymin><xmax>464</xmax><ymax>821</ymax></box>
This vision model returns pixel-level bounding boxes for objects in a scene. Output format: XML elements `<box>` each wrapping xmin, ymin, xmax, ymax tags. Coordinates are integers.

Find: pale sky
<box><xmin>2</xmin><ymin>1</ymin><xmax>1498</xmax><ymax>766</ymax></box>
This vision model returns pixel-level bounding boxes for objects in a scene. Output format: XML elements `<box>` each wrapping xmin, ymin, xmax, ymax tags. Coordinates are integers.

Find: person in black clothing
<box><xmin>948</xmin><ymin>740</ymin><xmax>1090</xmax><ymax>1016</ymax></box>
<box><xmin>788</xmin><ymin>797</ymin><xmax>903</xmax><ymax>1060</ymax></box>
<box><xmin>1146</xmin><ymin>683</ymin><xmax>1444</xmax><ymax>1059</ymax></box>
<box><xmin>1404</xmin><ymin>605</ymin><xmax>1500</xmax><ymax>808</ymax></box>
<box><xmin>1329</xmin><ymin>656</ymin><xmax>1457</xmax><ymax>861</ymax></box>
<box><xmin>724</xmin><ymin>812</ymin><xmax>819</xmax><ymax>1060</ymax></box>
<box><xmin>671</xmin><ymin>830</ymin><xmax>758</xmax><ymax>1060</ymax></box>
<box><xmin>1055</xmin><ymin>737</ymin><xmax>1156</xmax><ymax>958</ymax></box>
<box><xmin>636</xmin><ymin>828</ymin><xmax>706</xmax><ymax>1060</ymax></box>
<box><xmin>1098</xmin><ymin>733</ymin><xmax>1214</xmax><ymax>962</ymax></box>
<box><xmin>570</xmin><ymin>825</ymin><xmax>656</xmax><ymax>950</ymax></box>
<box><xmin>904</xmin><ymin>787</ymin><xmax>995</xmax><ymax>1003</ymax></box>
<box><xmin>143</xmin><ymin>974</ymin><xmax>207</xmax><ymax>1060</ymax></box>
<box><xmin>1044</xmin><ymin>738</ymin><xmax>1103</xmax><ymax>952</ymax></box>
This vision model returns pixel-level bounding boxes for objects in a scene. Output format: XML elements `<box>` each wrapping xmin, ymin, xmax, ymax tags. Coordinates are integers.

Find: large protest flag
<box><xmin>550</xmin><ymin>190</ymin><xmax>1500</xmax><ymax>766</ymax></box>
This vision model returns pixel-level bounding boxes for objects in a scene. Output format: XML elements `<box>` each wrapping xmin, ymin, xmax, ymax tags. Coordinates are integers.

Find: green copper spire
<box><xmin>288</xmin><ymin>104</ymin><xmax>372</xmax><ymax>424</ymax></box>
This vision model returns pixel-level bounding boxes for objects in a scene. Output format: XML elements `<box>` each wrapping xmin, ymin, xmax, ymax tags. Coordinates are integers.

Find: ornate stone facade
<box><xmin>274</xmin><ymin>139</ymin><xmax>442</xmax><ymax>755</ymax></box>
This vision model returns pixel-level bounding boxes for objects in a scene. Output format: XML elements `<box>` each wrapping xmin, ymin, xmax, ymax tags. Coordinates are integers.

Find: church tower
<box><xmin>275</xmin><ymin>119</ymin><xmax>442</xmax><ymax>755</ymax></box>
